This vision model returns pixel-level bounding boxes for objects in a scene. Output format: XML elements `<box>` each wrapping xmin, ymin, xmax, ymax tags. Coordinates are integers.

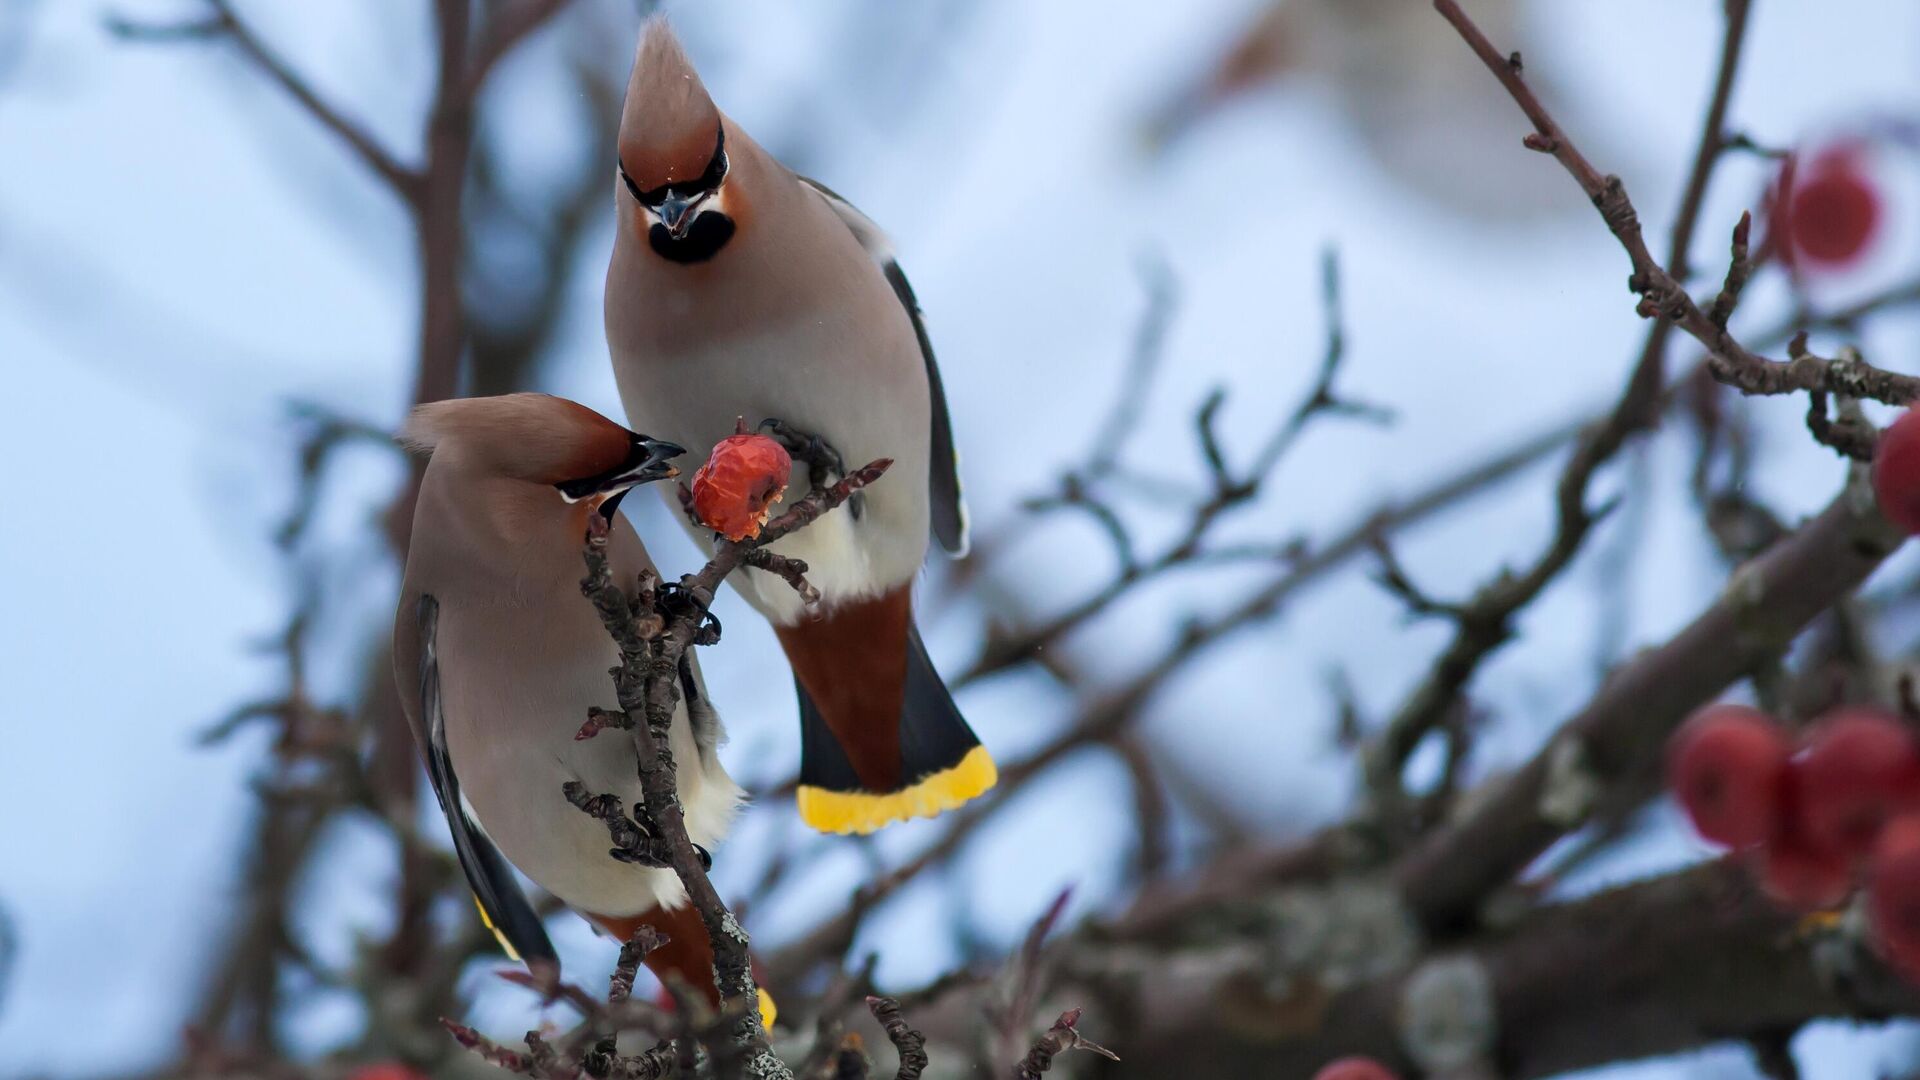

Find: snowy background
<box><xmin>4</xmin><ymin>0</ymin><xmax>1920</xmax><ymax>1075</ymax></box>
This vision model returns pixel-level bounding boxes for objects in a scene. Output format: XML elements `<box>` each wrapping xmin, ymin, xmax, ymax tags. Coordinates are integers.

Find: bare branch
<box><xmin>1248</xmin><ymin>246</ymin><xmax>1394</xmax><ymax>477</ymax></box>
<box><xmin>467</xmin><ymin>0</ymin><xmax>575</xmax><ymax>100</ymax></box>
<box><xmin>743</xmin><ymin>548</ymin><xmax>820</xmax><ymax>605</ymax></box>
<box><xmin>865</xmin><ymin>996</ymin><xmax>929</xmax><ymax>1080</ymax></box>
<box><xmin>109</xmin><ymin>1</ymin><xmax>422</xmax><ymax>201</ymax></box>
<box><xmin>1012</xmin><ymin>1009</ymin><xmax>1118</xmax><ymax>1079</ymax></box>
<box><xmin>1433</xmin><ymin>0</ymin><xmax>1920</xmax><ymax>408</ymax></box>
<box><xmin>1088</xmin><ymin>253</ymin><xmax>1179</xmax><ymax>476</ymax></box>
<box><xmin>1085</xmin><ymin>861</ymin><xmax>1920</xmax><ymax>1078</ymax></box>
<box><xmin>1359</xmin><ymin>0</ymin><xmax>1762</xmax><ymax>809</ymax></box>
<box><xmin>442</xmin><ymin>1018</ymin><xmax>537</xmax><ymax>1074</ymax></box>
<box><xmin>1396</xmin><ymin>480</ymin><xmax>1903</xmax><ymax>930</ymax></box>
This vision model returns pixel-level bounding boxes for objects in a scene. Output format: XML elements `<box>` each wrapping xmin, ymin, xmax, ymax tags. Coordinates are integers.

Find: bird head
<box><xmin>616</xmin><ymin>18</ymin><xmax>737</xmax><ymax>265</ymax></box>
<box><xmin>402</xmin><ymin>394</ymin><xmax>683</xmax><ymax>515</ymax></box>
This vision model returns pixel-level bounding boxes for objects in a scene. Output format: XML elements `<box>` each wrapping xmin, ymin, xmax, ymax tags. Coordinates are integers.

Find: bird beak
<box><xmin>555</xmin><ymin>438</ymin><xmax>685</xmax><ymax>504</ymax></box>
<box><xmin>630</xmin><ymin>437</ymin><xmax>686</xmax><ymax>484</ymax></box>
<box><xmin>655</xmin><ymin>192</ymin><xmax>703</xmax><ymax>238</ymax></box>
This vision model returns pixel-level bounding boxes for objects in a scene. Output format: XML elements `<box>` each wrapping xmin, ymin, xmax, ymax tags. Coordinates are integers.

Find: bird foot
<box><xmin>608</xmin><ymin>840</ymin><xmax>712</xmax><ymax>872</ymax></box>
<box><xmin>758</xmin><ymin>417</ymin><xmax>864</xmax><ymax>520</ymax></box>
<box><xmin>656</xmin><ymin>581</ymin><xmax>722</xmax><ymax>645</ymax></box>
<box><xmin>566</xmin><ymin>781</ymin><xmax>713</xmax><ymax>872</ymax></box>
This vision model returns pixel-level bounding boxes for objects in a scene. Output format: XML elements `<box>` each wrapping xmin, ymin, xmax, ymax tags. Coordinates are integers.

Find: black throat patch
<box><xmin>649</xmin><ymin>213</ymin><xmax>736</xmax><ymax>265</ymax></box>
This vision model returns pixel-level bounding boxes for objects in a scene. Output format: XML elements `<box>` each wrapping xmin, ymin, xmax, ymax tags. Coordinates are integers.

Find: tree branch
<box><xmin>865</xmin><ymin>996</ymin><xmax>928</xmax><ymax>1080</ymax></box>
<box><xmin>1395</xmin><ymin>478</ymin><xmax>1904</xmax><ymax>931</ymax></box>
<box><xmin>1434</xmin><ymin>0</ymin><xmax>1920</xmax><ymax>408</ymax></box>
<box><xmin>1100</xmin><ymin>860</ymin><xmax>1920</xmax><ymax>1079</ymax></box>
<box><xmin>1360</xmin><ymin>0</ymin><xmax>1761</xmax><ymax>809</ymax></box>
<box><xmin>466</xmin><ymin>0</ymin><xmax>575</xmax><ymax>100</ymax></box>
<box><xmin>1012</xmin><ymin>1009</ymin><xmax>1118</xmax><ymax>1079</ymax></box>
<box><xmin>108</xmin><ymin>0</ymin><xmax>422</xmax><ymax>201</ymax></box>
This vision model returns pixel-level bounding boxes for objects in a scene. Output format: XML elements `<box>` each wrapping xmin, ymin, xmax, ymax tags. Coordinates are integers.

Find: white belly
<box><xmin>611</xmin><ymin>324</ymin><xmax>932</xmax><ymax>625</ymax></box>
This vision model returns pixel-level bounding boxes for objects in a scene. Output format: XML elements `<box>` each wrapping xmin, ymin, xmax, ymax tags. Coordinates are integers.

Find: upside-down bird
<box><xmin>602</xmin><ymin>18</ymin><xmax>995</xmax><ymax>834</ymax></box>
<box><xmin>392</xmin><ymin>392</ymin><xmax>764</xmax><ymax>1017</ymax></box>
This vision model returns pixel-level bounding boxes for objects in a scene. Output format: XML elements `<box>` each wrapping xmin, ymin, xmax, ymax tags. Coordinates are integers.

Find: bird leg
<box><xmin>758</xmin><ymin>417</ymin><xmax>864</xmax><ymax>520</ymax></box>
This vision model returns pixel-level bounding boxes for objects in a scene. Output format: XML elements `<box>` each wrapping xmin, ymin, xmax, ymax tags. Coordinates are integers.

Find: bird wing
<box><xmin>415</xmin><ymin>594</ymin><xmax>559</xmax><ymax>971</ymax></box>
<box><xmin>797</xmin><ymin>175</ymin><xmax>969</xmax><ymax>556</ymax></box>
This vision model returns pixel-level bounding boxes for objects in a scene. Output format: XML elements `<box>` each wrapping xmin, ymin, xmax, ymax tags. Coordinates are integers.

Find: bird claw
<box><xmin>758</xmin><ymin>417</ymin><xmax>864</xmax><ymax>520</ymax></box>
<box><xmin>656</xmin><ymin>582</ymin><xmax>723</xmax><ymax>645</ymax></box>
<box><xmin>607</xmin><ymin>841</ymin><xmax>712</xmax><ymax>873</ymax></box>
<box><xmin>609</xmin><ymin>845</ymin><xmax>673</xmax><ymax>869</ymax></box>
<box><xmin>757</xmin><ymin>417</ymin><xmax>845</xmax><ymax>483</ymax></box>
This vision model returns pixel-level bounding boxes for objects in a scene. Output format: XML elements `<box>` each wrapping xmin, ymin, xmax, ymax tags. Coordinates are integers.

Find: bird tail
<box><xmin>776</xmin><ymin>588</ymin><xmax>996</xmax><ymax>834</ymax></box>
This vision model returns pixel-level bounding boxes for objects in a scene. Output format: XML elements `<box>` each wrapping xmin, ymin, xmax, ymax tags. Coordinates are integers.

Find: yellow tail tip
<box><xmin>758</xmin><ymin>987</ymin><xmax>778</xmax><ymax>1029</ymax></box>
<box><xmin>796</xmin><ymin>746</ymin><xmax>998</xmax><ymax>834</ymax></box>
<box><xmin>474</xmin><ymin>896</ymin><xmax>523</xmax><ymax>963</ymax></box>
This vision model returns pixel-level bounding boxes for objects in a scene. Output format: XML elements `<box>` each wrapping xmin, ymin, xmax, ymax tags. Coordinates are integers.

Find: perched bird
<box><xmin>392</xmin><ymin>393</ymin><xmax>751</xmax><ymax>1009</ymax></box>
<box><xmin>603</xmin><ymin>18</ymin><xmax>994</xmax><ymax>835</ymax></box>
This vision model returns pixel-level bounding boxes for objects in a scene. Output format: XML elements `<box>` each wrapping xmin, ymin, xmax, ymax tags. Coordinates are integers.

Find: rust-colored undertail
<box><xmin>773</xmin><ymin>585</ymin><xmax>996</xmax><ymax>834</ymax></box>
<box><xmin>588</xmin><ymin>905</ymin><xmax>775</xmax><ymax>1027</ymax></box>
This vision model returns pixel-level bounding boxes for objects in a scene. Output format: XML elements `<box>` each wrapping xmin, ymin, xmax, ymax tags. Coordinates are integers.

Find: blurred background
<box><xmin>4</xmin><ymin>0</ymin><xmax>1920</xmax><ymax>1076</ymax></box>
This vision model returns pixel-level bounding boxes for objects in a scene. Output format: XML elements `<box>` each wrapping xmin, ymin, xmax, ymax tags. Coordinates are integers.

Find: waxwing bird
<box><xmin>392</xmin><ymin>392</ymin><xmax>750</xmax><ymax>1007</ymax></box>
<box><xmin>602</xmin><ymin>18</ymin><xmax>994</xmax><ymax>835</ymax></box>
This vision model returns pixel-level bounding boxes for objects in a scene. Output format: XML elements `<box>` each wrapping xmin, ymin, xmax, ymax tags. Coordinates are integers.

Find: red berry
<box><xmin>1777</xmin><ymin>145</ymin><xmax>1881</xmax><ymax>269</ymax></box>
<box><xmin>1668</xmin><ymin>705</ymin><xmax>1793</xmax><ymax>849</ymax></box>
<box><xmin>1312</xmin><ymin>1058</ymin><xmax>1399</xmax><ymax>1080</ymax></box>
<box><xmin>1795</xmin><ymin>708</ymin><xmax>1919</xmax><ymax>859</ymax></box>
<box><xmin>1756</xmin><ymin>828</ymin><xmax>1854</xmax><ymax>913</ymax></box>
<box><xmin>690</xmin><ymin>433</ymin><xmax>793</xmax><ymax>541</ymax></box>
<box><xmin>1868</xmin><ymin>815</ymin><xmax>1920</xmax><ymax>982</ymax></box>
<box><xmin>1873</xmin><ymin>407</ymin><xmax>1920</xmax><ymax>535</ymax></box>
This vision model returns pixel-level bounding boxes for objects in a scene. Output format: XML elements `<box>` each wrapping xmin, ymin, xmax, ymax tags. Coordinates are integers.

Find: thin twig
<box><xmin>865</xmin><ymin>997</ymin><xmax>929</xmax><ymax>1080</ymax></box>
<box><xmin>1088</xmin><ymin>253</ymin><xmax>1179</xmax><ymax>476</ymax></box>
<box><xmin>1012</xmin><ymin>1009</ymin><xmax>1118</xmax><ymax>1079</ymax></box>
<box><xmin>990</xmin><ymin>890</ymin><xmax>1074</xmax><ymax>1068</ymax></box>
<box><xmin>1361</xmin><ymin>0</ymin><xmax>1763</xmax><ymax>803</ymax></box>
<box><xmin>108</xmin><ymin>1</ymin><xmax>422</xmax><ymax>200</ymax></box>
<box><xmin>769</xmin><ymin>416</ymin><xmax>1584</xmax><ymax>989</ymax></box>
<box><xmin>1434</xmin><ymin>0</ymin><xmax>1920</xmax><ymax>407</ymax></box>
<box><xmin>1396</xmin><ymin>480</ymin><xmax>1903</xmax><ymax>930</ymax></box>
<box><xmin>466</xmin><ymin>0</ymin><xmax>574</xmax><ymax>99</ymax></box>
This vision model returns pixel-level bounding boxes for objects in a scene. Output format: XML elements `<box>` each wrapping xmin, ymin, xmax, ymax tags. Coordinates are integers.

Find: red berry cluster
<box><xmin>1669</xmin><ymin>704</ymin><xmax>1920</xmax><ymax>977</ymax></box>
<box><xmin>1311</xmin><ymin>1057</ymin><xmax>1397</xmax><ymax>1080</ymax></box>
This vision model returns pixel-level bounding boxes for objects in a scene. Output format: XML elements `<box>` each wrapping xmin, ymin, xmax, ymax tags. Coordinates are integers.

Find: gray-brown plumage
<box><xmin>392</xmin><ymin>393</ymin><xmax>741</xmax><ymax>985</ymax></box>
<box><xmin>603</xmin><ymin>19</ymin><xmax>993</xmax><ymax>835</ymax></box>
